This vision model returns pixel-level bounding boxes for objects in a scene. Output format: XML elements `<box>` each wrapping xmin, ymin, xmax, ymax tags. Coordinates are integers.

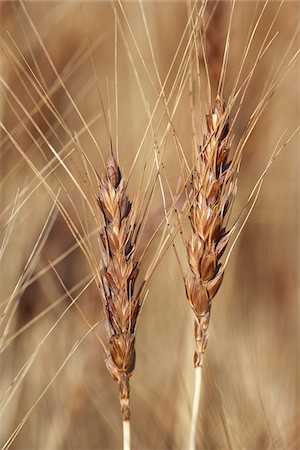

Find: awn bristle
<box><xmin>97</xmin><ymin>156</ymin><xmax>139</xmax><ymax>421</ymax></box>
<box><xmin>185</xmin><ymin>96</ymin><xmax>236</xmax><ymax>367</ymax></box>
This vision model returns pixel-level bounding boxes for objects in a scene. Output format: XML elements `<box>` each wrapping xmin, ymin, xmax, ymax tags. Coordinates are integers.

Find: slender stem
<box><xmin>189</xmin><ymin>365</ymin><xmax>202</xmax><ymax>450</ymax></box>
<box><xmin>123</xmin><ymin>420</ymin><xmax>131</xmax><ymax>450</ymax></box>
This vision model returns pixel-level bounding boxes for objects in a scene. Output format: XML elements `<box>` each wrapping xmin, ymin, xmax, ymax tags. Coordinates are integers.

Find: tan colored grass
<box><xmin>1</xmin><ymin>1</ymin><xmax>300</xmax><ymax>449</ymax></box>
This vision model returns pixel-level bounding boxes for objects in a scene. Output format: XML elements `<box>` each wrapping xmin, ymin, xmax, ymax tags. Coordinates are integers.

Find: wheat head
<box><xmin>97</xmin><ymin>156</ymin><xmax>139</xmax><ymax>422</ymax></box>
<box><xmin>185</xmin><ymin>96</ymin><xmax>236</xmax><ymax>368</ymax></box>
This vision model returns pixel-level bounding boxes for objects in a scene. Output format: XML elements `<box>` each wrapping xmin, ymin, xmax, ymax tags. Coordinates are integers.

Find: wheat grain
<box><xmin>186</xmin><ymin>96</ymin><xmax>234</xmax><ymax>369</ymax></box>
<box><xmin>186</xmin><ymin>96</ymin><xmax>236</xmax><ymax>449</ymax></box>
<box><xmin>97</xmin><ymin>155</ymin><xmax>139</xmax><ymax>424</ymax></box>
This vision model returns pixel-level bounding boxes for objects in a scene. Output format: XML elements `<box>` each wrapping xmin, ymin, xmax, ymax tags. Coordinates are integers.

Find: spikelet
<box><xmin>97</xmin><ymin>156</ymin><xmax>139</xmax><ymax>421</ymax></box>
<box><xmin>185</xmin><ymin>96</ymin><xmax>236</xmax><ymax>367</ymax></box>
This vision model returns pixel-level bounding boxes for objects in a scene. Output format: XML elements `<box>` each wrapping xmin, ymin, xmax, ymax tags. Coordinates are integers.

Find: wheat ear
<box><xmin>97</xmin><ymin>156</ymin><xmax>139</xmax><ymax>449</ymax></box>
<box><xmin>186</xmin><ymin>96</ymin><xmax>236</xmax><ymax>449</ymax></box>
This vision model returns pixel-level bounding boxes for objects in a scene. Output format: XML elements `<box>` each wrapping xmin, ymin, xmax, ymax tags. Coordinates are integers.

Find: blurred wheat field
<box><xmin>0</xmin><ymin>1</ymin><xmax>300</xmax><ymax>449</ymax></box>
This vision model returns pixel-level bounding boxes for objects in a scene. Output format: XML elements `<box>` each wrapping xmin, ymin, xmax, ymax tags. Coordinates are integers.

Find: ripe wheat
<box><xmin>97</xmin><ymin>155</ymin><xmax>139</xmax><ymax>423</ymax></box>
<box><xmin>185</xmin><ymin>96</ymin><xmax>234</xmax><ymax>368</ymax></box>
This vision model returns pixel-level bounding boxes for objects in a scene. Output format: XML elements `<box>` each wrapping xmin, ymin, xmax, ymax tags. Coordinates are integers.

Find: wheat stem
<box><xmin>123</xmin><ymin>420</ymin><xmax>131</xmax><ymax>450</ymax></box>
<box><xmin>189</xmin><ymin>365</ymin><xmax>202</xmax><ymax>450</ymax></box>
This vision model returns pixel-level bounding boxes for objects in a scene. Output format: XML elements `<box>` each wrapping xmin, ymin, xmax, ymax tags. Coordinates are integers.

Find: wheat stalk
<box><xmin>97</xmin><ymin>155</ymin><xmax>140</xmax><ymax>449</ymax></box>
<box><xmin>186</xmin><ymin>96</ymin><xmax>236</xmax><ymax>449</ymax></box>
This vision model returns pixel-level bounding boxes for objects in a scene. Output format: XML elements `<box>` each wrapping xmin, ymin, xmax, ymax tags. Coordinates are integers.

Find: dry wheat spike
<box><xmin>186</xmin><ymin>96</ymin><xmax>237</xmax><ymax>449</ymax></box>
<box><xmin>185</xmin><ymin>95</ymin><xmax>235</xmax><ymax>369</ymax></box>
<box><xmin>97</xmin><ymin>155</ymin><xmax>139</xmax><ymax>423</ymax></box>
